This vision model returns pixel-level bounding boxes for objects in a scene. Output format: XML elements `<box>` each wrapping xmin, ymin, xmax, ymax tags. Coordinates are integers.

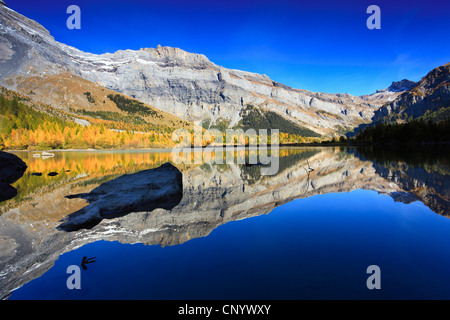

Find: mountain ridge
<box><xmin>371</xmin><ymin>63</ymin><xmax>450</xmax><ymax>124</ymax></box>
<box><xmin>0</xmin><ymin>5</ymin><xmax>434</xmax><ymax>137</ymax></box>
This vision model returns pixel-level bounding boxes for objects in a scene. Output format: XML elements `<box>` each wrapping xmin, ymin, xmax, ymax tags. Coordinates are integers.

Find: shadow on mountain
<box><xmin>57</xmin><ymin>162</ymin><xmax>183</xmax><ymax>232</ymax></box>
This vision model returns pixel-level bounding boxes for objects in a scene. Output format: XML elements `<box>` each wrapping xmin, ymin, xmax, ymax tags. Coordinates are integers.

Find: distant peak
<box><xmin>138</xmin><ymin>45</ymin><xmax>211</xmax><ymax>64</ymax></box>
<box><xmin>387</xmin><ymin>79</ymin><xmax>416</xmax><ymax>92</ymax></box>
<box><xmin>0</xmin><ymin>0</ymin><xmax>7</xmax><ymax>7</ymax></box>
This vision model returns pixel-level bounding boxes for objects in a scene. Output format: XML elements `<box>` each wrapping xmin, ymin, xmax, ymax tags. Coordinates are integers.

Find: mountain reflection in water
<box><xmin>0</xmin><ymin>146</ymin><xmax>448</xmax><ymax>299</ymax></box>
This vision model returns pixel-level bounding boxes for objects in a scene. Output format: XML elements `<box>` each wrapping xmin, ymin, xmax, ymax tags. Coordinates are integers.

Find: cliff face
<box><xmin>0</xmin><ymin>6</ymin><xmax>405</xmax><ymax>137</ymax></box>
<box><xmin>371</xmin><ymin>63</ymin><xmax>450</xmax><ymax>123</ymax></box>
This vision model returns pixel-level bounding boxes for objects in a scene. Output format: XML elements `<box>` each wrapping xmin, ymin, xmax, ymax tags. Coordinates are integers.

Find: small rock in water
<box><xmin>31</xmin><ymin>172</ymin><xmax>43</xmax><ymax>176</ymax></box>
<box><xmin>47</xmin><ymin>172</ymin><xmax>59</xmax><ymax>176</ymax></box>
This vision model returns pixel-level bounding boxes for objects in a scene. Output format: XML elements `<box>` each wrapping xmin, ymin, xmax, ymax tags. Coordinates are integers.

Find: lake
<box><xmin>1</xmin><ymin>146</ymin><xmax>449</xmax><ymax>299</ymax></box>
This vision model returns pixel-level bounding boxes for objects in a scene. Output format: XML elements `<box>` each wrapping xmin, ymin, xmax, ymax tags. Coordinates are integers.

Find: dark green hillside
<box><xmin>107</xmin><ymin>94</ymin><xmax>160</xmax><ymax>118</ymax></box>
<box><xmin>237</xmin><ymin>104</ymin><xmax>321</xmax><ymax>137</ymax></box>
<box><xmin>354</xmin><ymin>118</ymin><xmax>450</xmax><ymax>144</ymax></box>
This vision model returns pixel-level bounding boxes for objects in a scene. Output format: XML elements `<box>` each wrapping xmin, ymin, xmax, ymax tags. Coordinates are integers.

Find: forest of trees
<box><xmin>8</xmin><ymin>85</ymin><xmax>448</xmax><ymax>150</ymax></box>
<box><xmin>107</xmin><ymin>94</ymin><xmax>160</xmax><ymax>118</ymax></box>
<box><xmin>353</xmin><ymin>118</ymin><xmax>450</xmax><ymax>144</ymax></box>
<box><xmin>0</xmin><ymin>90</ymin><xmax>323</xmax><ymax>150</ymax></box>
<box><xmin>238</xmin><ymin>104</ymin><xmax>321</xmax><ymax>137</ymax></box>
<box><xmin>75</xmin><ymin>109</ymin><xmax>147</xmax><ymax>125</ymax></box>
<box><xmin>0</xmin><ymin>91</ymin><xmax>176</xmax><ymax>150</ymax></box>
<box><xmin>418</xmin><ymin>106</ymin><xmax>450</xmax><ymax>123</ymax></box>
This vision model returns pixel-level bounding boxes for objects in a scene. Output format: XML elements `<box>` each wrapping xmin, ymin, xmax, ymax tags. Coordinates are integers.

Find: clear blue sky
<box><xmin>6</xmin><ymin>0</ymin><xmax>450</xmax><ymax>96</ymax></box>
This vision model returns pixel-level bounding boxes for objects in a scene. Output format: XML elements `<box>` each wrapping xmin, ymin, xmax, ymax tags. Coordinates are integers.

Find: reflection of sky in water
<box><xmin>11</xmin><ymin>190</ymin><xmax>450</xmax><ymax>300</ymax></box>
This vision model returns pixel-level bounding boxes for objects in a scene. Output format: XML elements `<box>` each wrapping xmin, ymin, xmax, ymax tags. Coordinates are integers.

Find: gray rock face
<box><xmin>0</xmin><ymin>6</ymin><xmax>401</xmax><ymax>137</ymax></box>
<box><xmin>60</xmin><ymin>46</ymin><xmax>390</xmax><ymax>135</ymax></box>
<box><xmin>0</xmin><ymin>6</ymin><xmax>68</xmax><ymax>78</ymax></box>
<box><xmin>57</xmin><ymin>162</ymin><xmax>183</xmax><ymax>231</ymax></box>
<box><xmin>371</xmin><ymin>63</ymin><xmax>450</xmax><ymax>123</ymax></box>
<box><xmin>387</xmin><ymin>79</ymin><xmax>417</xmax><ymax>92</ymax></box>
<box><xmin>359</xmin><ymin>80</ymin><xmax>416</xmax><ymax>108</ymax></box>
<box><xmin>0</xmin><ymin>151</ymin><xmax>27</xmax><ymax>184</ymax></box>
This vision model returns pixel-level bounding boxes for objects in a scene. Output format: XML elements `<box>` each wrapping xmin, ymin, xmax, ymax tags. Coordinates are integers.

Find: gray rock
<box><xmin>0</xmin><ymin>151</ymin><xmax>27</xmax><ymax>203</ymax></box>
<box><xmin>387</xmin><ymin>79</ymin><xmax>417</xmax><ymax>92</ymax></box>
<box><xmin>0</xmin><ymin>183</ymin><xmax>16</xmax><ymax>202</ymax></box>
<box><xmin>372</xmin><ymin>63</ymin><xmax>450</xmax><ymax>124</ymax></box>
<box><xmin>57</xmin><ymin>162</ymin><xmax>183</xmax><ymax>231</ymax></box>
<box><xmin>0</xmin><ymin>151</ymin><xmax>27</xmax><ymax>184</ymax></box>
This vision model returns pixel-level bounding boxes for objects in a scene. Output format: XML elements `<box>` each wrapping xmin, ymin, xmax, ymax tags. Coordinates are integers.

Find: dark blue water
<box><xmin>10</xmin><ymin>189</ymin><xmax>450</xmax><ymax>300</ymax></box>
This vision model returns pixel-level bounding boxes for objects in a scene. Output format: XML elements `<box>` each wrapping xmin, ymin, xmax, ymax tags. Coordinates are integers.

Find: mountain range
<box><xmin>0</xmin><ymin>3</ymin><xmax>448</xmax><ymax>138</ymax></box>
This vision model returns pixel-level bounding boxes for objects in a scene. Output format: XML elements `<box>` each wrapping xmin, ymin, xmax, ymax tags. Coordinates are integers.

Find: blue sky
<box><xmin>6</xmin><ymin>0</ymin><xmax>450</xmax><ymax>95</ymax></box>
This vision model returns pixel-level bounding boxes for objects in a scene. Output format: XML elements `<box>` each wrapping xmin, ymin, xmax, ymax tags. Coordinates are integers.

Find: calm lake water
<box><xmin>1</xmin><ymin>146</ymin><xmax>449</xmax><ymax>299</ymax></box>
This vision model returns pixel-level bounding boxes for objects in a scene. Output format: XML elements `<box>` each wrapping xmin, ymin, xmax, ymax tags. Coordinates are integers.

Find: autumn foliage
<box><xmin>0</xmin><ymin>87</ymin><xmax>320</xmax><ymax>150</ymax></box>
<box><xmin>0</xmin><ymin>88</ymin><xmax>176</xmax><ymax>150</ymax></box>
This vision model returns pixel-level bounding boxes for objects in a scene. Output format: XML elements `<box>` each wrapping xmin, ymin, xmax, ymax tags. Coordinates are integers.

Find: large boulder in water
<box><xmin>0</xmin><ymin>151</ymin><xmax>27</xmax><ymax>202</ymax></box>
<box><xmin>57</xmin><ymin>162</ymin><xmax>183</xmax><ymax>231</ymax></box>
<box><xmin>0</xmin><ymin>151</ymin><xmax>27</xmax><ymax>184</ymax></box>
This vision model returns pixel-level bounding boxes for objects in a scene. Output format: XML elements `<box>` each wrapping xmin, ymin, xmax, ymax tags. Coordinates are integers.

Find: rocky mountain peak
<box><xmin>138</xmin><ymin>45</ymin><xmax>210</xmax><ymax>62</ymax></box>
<box><xmin>374</xmin><ymin>79</ymin><xmax>416</xmax><ymax>94</ymax></box>
<box><xmin>417</xmin><ymin>62</ymin><xmax>450</xmax><ymax>90</ymax></box>
<box><xmin>0</xmin><ymin>1</ymin><xmax>6</xmax><ymax>8</ymax></box>
<box><xmin>368</xmin><ymin>62</ymin><xmax>450</xmax><ymax>125</ymax></box>
<box><xmin>387</xmin><ymin>79</ymin><xmax>417</xmax><ymax>92</ymax></box>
